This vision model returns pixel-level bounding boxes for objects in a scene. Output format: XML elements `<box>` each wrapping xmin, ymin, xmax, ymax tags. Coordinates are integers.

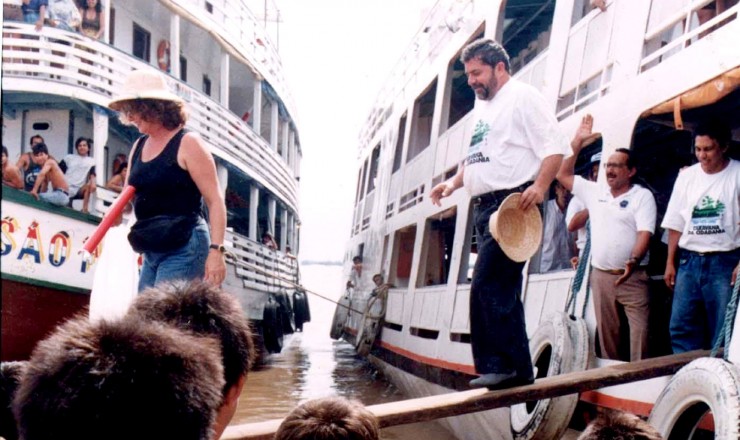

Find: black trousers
<box><xmin>470</xmin><ymin>197</ymin><xmax>533</xmax><ymax>379</ymax></box>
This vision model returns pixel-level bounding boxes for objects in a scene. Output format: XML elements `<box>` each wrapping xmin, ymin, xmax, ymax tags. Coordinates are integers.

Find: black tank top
<box><xmin>128</xmin><ymin>129</ymin><xmax>202</xmax><ymax>220</ymax></box>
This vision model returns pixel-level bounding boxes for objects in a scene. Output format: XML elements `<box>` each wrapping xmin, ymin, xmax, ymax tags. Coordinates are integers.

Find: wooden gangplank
<box><xmin>222</xmin><ymin>350</ymin><xmax>710</xmax><ymax>440</ymax></box>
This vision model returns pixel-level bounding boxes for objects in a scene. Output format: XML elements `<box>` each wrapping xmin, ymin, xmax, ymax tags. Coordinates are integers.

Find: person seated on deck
<box><xmin>16</xmin><ymin>134</ymin><xmax>45</xmax><ymax>192</ymax></box>
<box><xmin>126</xmin><ymin>280</ymin><xmax>255</xmax><ymax>439</ymax></box>
<box><xmin>28</xmin><ymin>143</ymin><xmax>71</xmax><ymax>207</ymax></box>
<box><xmin>2</xmin><ymin>146</ymin><xmax>24</xmax><ymax>189</ymax></box>
<box><xmin>60</xmin><ymin>137</ymin><xmax>96</xmax><ymax>212</ymax></box>
<box><xmin>577</xmin><ymin>409</ymin><xmax>663</xmax><ymax>440</ymax></box>
<box><xmin>12</xmin><ymin>315</ymin><xmax>225</xmax><ymax>440</ymax></box>
<box><xmin>1</xmin><ymin>361</ymin><xmax>27</xmax><ymax>440</ymax></box>
<box><xmin>274</xmin><ymin>396</ymin><xmax>380</xmax><ymax>440</ymax></box>
<box><xmin>262</xmin><ymin>231</ymin><xmax>278</xmax><ymax>250</ymax></box>
<box><xmin>105</xmin><ymin>160</ymin><xmax>128</xmax><ymax>193</ymax></box>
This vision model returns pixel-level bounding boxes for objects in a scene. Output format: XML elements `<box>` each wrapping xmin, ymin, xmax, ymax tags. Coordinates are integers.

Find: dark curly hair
<box><xmin>118</xmin><ymin>98</ymin><xmax>188</xmax><ymax>130</ymax></box>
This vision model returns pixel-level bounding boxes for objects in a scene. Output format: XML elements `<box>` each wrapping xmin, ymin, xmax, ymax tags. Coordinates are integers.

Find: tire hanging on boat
<box><xmin>330</xmin><ymin>289</ymin><xmax>352</xmax><ymax>340</ymax></box>
<box><xmin>510</xmin><ymin>312</ymin><xmax>589</xmax><ymax>440</ymax></box>
<box><xmin>292</xmin><ymin>289</ymin><xmax>311</xmax><ymax>332</ymax></box>
<box><xmin>355</xmin><ymin>285</ymin><xmax>389</xmax><ymax>356</ymax></box>
<box><xmin>648</xmin><ymin>357</ymin><xmax>740</xmax><ymax>440</ymax></box>
<box><xmin>262</xmin><ymin>296</ymin><xmax>284</xmax><ymax>354</ymax></box>
<box><xmin>274</xmin><ymin>289</ymin><xmax>294</xmax><ymax>335</ymax></box>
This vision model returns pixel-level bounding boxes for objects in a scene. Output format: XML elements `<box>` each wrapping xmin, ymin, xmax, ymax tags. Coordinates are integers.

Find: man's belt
<box><xmin>682</xmin><ymin>248</ymin><xmax>740</xmax><ymax>257</ymax></box>
<box><xmin>473</xmin><ymin>181</ymin><xmax>534</xmax><ymax>207</ymax></box>
<box><xmin>595</xmin><ymin>266</ymin><xmax>647</xmax><ymax>276</ymax></box>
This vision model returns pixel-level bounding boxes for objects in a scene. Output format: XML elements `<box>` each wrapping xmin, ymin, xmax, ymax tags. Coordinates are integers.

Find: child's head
<box><xmin>275</xmin><ymin>396</ymin><xmax>379</xmax><ymax>440</ymax></box>
<box><xmin>578</xmin><ymin>410</ymin><xmax>663</xmax><ymax>440</ymax></box>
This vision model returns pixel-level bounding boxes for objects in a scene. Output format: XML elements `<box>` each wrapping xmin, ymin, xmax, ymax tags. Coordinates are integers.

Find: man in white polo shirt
<box><xmin>558</xmin><ymin>141</ymin><xmax>656</xmax><ymax>361</ymax></box>
<box><xmin>662</xmin><ymin>121</ymin><xmax>740</xmax><ymax>353</ymax></box>
<box><xmin>430</xmin><ymin>38</ymin><xmax>568</xmax><ymax>389</ymax></box>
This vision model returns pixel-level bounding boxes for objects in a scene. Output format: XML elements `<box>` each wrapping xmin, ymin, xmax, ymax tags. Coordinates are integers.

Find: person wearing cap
<box><xmin>557</xmin><ymin>121</ymin><xmax>657</xmax><ymax>361</ymax></box>
<box><xmin>108</xmin><ymin>69</ymin><xmax>227</xmax><ymax>291</ymax></box>
<box><xmin>430</xmin><ymin>38</ymin><xmax>568</xmax><ymax>389</ymax></box>
<box><xmin>662</xmin><ymin>120</ymin><xmax>740</xmax><ymax>353</ymax></box>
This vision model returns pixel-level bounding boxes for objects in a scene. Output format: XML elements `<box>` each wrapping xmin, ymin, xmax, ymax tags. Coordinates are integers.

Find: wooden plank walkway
<box><xmin>222</xmin><ymin>350</ymin><xmax>710</xmax><ymax>440</ymax></box>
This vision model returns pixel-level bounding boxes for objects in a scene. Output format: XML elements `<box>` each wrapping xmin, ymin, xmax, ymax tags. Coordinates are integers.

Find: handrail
<box><xmin>223</xmin><ymin>350</ymin><xmax>711</xmax><ymax>440</ymax></box>
<box><xmin>1</xmin><ymin>23</ymin><xmax>299</xmax><ymax>212</ymax></box>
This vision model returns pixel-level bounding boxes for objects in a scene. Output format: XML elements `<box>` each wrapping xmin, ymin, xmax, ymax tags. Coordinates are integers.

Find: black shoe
<box><xmin>469</xmin><ymin>372</ymin><xmax>534</xmax><ymax>390</ymax></box>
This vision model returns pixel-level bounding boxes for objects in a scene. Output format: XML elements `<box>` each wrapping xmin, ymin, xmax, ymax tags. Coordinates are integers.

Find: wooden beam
<box><xmin>222</xmin><ymin>350</ymin><xmax>710</xmax><ymax>440</ymax></box>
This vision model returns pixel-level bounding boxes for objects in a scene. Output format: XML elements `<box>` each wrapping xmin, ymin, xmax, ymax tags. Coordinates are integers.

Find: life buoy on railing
<box><xmin>157</xmin><ymin>40</ymin><xmax>171</xmax><ymax>72</ymax></box>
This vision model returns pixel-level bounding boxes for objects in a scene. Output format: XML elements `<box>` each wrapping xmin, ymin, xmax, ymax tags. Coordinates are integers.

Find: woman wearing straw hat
<box><xmin>109</xmin><ymin>69</ymin><xmax>227</xmax><ymax>291</ymax></box>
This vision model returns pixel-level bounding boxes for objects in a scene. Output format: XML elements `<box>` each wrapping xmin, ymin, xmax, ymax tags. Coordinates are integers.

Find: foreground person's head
<box><xmin>578</xmin><ymin>410</ymin><xmax>663</xmax><ymax>440</ymax></box>
<box><xmin>128</xmin><ymin>281</ymin><xmax>255</xmax><ymax>438</ymax></box>
<box><xmin>274</xmin><ymin>396</ymin><xmax>380</xmax><ymax>440</ymax></box>
<box><xmin>13</xmin><ymin>316</ymin><xmax>224</xmax><ymax>440</ymax></box>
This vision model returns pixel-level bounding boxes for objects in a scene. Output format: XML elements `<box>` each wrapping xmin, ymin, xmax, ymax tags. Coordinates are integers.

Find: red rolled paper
<box><xmin>83</xmin><ymin>185</ymin><xmax>136</xmax><ymax>254</ymax></box>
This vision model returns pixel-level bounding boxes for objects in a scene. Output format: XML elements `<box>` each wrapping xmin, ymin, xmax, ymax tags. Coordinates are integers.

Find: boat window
<box><xmin>392</xmin><ymin>114</ymin><xmax>407</xmax><ymax>173</ymax></box>
<box><xmin>389</xmin><ymin>224</ymin><xmax>417</xmax><ymax>288</ymax></box>
<box><xmin>441</xmin><ymin>57</ymin><xmax>475</xmax><ymax>133</ymax></box>
<box><xmin>417</xmin><ymin>207</ymin><xmax>457</xmax><ymax>287</ymax></box>
<box><xmin>571</xmin><ymin>0</ymin><xmax>596</xmax><ymax>25</ymax></box>
<box><xmin>203</xmin><ymin>75</ymin><xmax>212</xmax><ymax>97</ymax></box>
<box><xmin>224</xmin><ymin>169</ymin><xmax>252</xmax><ymax>238</ymax></box>
<box><xmin>132</xmin><ymin>23</ymin><xmax>151</xmax><ymax>62</ymax></box>
<box><xmin>359</xmin><ymin>159</ymin><xmax>368</xmax><ymax>202</ymax></box>
<box><xmin>500</xmin><ymin>0</ymin><xmax>555</xmax><ymax>74</ymax></box>
<box><xmin>354</xmin><ymin>167</ymin><xmax>363</xmax><ymax>206</ymax></box>
<box><xmin>179</xmin><ymin>56</ymin><xmax>188</xmax><ymax>81</ymax></box>
<box><xmin>367</xmin><ymin>144</ymin><xmax>380</xmax><ymax>194</ymax></box>
<box><xmin>406</xmin><ymin>79</ymin><xmax>437</xmax><ymax>163</ymax></box>
<box><xmin>641</xmin><ymin>0</ymin><xmax>738</xmax><ymax>73</ymax></box>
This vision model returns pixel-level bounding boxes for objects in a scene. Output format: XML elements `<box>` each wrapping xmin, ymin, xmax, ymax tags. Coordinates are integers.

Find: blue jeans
<box><xmin>39</xmin><ymin>189</ymin><xmax>70</xmax><ymax>207</ymax></box>
<box><xmin>670</xmin><ymin>248</ymin><xmax>740</xmax><ymax>353</ymax></box>
<box><xmin>470</xmin><ymin>199</ymin><xmax>533</xmax><ymax>379</ymax></box>
<box><xmin>23</xmin><ymin>11</ymin><xmax>39</xmax><ymax>24</ymax></box>
<box><xmin>137</xmin><ymin>220</ymin><xmax>210</xmax><ymax>292</ymax></box>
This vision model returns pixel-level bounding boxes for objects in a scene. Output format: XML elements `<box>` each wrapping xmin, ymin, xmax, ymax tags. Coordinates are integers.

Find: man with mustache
<box><xmin>662</xmin><ymin>121</ymin><xmax>740</xmax><ymax>353</ymax></box>
<box><xmin>430</xmin><ymin>38</ymin><xmax>568</xmax><ymax>389</ymax></box>
<box><xmin>557</xmin><ymin>126</ymin><xmax>656</xmax><ymax>361</ymax></box>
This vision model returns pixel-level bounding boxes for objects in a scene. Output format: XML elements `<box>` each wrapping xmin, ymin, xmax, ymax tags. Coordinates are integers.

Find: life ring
<box><xmin>648</xmin><ymin>357</ymin><xmax>740</xmax><ymax>439</ymax></box>
<box><xmin>330</xmin><ymin>289</ymin><xmax>352</xmax><ymax>340</ymax></box>
<box><xmin>510</xmin><ymin>312</ymin><xmax>590</xmax><ymax>440</ymax></box>
<box><xmin>157</xmin><ymin>40</ymin><xmax>170</xmax><ymax>72</ymax></box>
<box><xmin>355</xmin><ymin>285</ymin><xmax>388</xmax><ymax>356</ymax></box>
<box><xmin>262</xmin><ymin>298</ymin><xmax>284</xmax><ymax>354</ymax></box>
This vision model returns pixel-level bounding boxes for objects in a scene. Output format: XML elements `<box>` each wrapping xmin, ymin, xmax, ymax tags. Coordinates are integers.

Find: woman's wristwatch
<box><xmin>209</xmin><ymin>244</ymin><xmax>226</xmax><ymax>253</ymax></box>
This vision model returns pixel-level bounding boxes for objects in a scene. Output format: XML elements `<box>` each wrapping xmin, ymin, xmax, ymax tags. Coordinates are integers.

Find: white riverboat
<box><xmin>1</xmin><ymin>0</ymin><xmax>304</xmax><ymax>362</ymax></box>
<box><xmin>336</xmin><ymin>0</ymin><xmax>740</xmax><ymax>439</ymax></box>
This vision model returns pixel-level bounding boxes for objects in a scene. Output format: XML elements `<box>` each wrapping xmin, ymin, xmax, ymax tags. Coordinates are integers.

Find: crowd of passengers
<box><xmin>2</xmin><ymin>134</ymin><xmax>127</xmax><ymax>213</ymax></box>
<box><xmin>537</xmin><ymin>116</ymin><xmax>739</xmax><ymax>363</ymax></box>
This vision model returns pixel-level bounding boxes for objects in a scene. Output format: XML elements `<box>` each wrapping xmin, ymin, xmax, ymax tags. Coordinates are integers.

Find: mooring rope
<box><xmin>223</xmin><ymin>251</ymin><xmax>365</xmax><ymax>315</ymax></box>
<box><xmin>565</xmin><ymin>220</ymin><xmax>591</xmax><ymax>318</ymax></box>
<box><xmin>711</xmin><ymin>272</ymin><xmax>740</xmax><ymax>360</ymax></box>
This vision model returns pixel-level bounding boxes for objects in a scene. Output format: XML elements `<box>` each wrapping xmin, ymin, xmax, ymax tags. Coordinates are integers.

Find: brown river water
<box><xmin>230</xmin><ymin>264</ymin><xmax>458</xmax><ymax>439</ymax></box>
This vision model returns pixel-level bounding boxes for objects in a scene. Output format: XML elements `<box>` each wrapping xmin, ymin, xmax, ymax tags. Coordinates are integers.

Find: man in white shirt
<box><xmin>662</xmin><ymin>121</ymin><xmax>740</xmax><ymax>353</ymax></box>
<box><xmin>60</xmin><ymin>137</ymin><xmax>96</xmax><ymax>212</ymax></box>
<box><xmin>430</xmin><ymin>38</ymin><xmax>568</xmax><ymax>389</ymax></box>
<box><xmin>558</xmin><ymin>140</ymin><xmax>657</xmax><ymax>361</ymax></box>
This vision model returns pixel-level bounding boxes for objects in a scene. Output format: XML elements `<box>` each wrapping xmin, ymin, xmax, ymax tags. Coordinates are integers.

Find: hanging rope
<box><xmin>224</xmin><ymin>250</ymin><xmax>365</xmax><ymax>315</ymax></box>
<box><xmin>565</xmin><ymin>220</ymin><xmax>591</xmax><ymax>318</ymax></box>
<box><xmin>711</xmin><ymin>273</ymin><xmax>740</xmax><ymax>360</ymax></box>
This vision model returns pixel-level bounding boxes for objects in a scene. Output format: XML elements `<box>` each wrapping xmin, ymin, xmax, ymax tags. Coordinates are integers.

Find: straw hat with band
<box><xmin>108</xmin><ymin>69</ymin><xmax>183</xmax><ymax>111</ymax></box>
<box><xmin>488</xmin><ymin>192</ymin><xmax>543</xmax><ymax>262</ymax></box>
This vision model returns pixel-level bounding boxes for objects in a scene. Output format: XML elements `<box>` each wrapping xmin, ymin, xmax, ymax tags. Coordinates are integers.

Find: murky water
<box><xmin>230</xmin><ymin>264</ymin><xmax>458</xmax><ymax>439</ymax></box>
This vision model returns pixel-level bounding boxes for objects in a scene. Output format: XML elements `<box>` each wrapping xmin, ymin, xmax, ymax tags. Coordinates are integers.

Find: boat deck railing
<box><xmin>2</xmin><ymin>22</ymin><xmax>299</xmax><ymax>212</ymax></box>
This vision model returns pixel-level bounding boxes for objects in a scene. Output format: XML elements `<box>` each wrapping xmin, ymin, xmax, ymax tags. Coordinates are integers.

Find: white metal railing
<box><xmin>640</xmin><ymin>1</ymin><xmax>739</xmax><ymax>71</ymax></box>
<box><xmin>226</xmin><ymin>230</ymin><xmax>300</xmax><ymax>294</ymax></box>
<box><xmin>358</xmin><ymin>0</ymin><xmax>473</xmax><ymax>149</ymax></box>
<box><xmin>168</xmin><ymin>0</ymin><xmax>298</xmax><ymax>123</ymax></box>
<box><xmin>1</xmin><ymin>23</ymin><xmax>299</xmax><ymax>212</ymax></box>
<box><xmin>513</xmin><ymin>49</ymin><xmax>549</xmax><ymax>95</ymax></box>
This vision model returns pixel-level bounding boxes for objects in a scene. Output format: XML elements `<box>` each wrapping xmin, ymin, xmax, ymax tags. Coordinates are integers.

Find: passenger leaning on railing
<box><xmin>21</xmin><ymin>0</ymin><xmax>46</xmax><ymax>31</ymax></box>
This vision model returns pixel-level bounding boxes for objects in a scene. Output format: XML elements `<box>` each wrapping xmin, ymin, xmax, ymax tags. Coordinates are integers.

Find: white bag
<box><xmin>89</xmin><ymin>221</ymin><xmax>139</xmax><ymax>322</ymax></box>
